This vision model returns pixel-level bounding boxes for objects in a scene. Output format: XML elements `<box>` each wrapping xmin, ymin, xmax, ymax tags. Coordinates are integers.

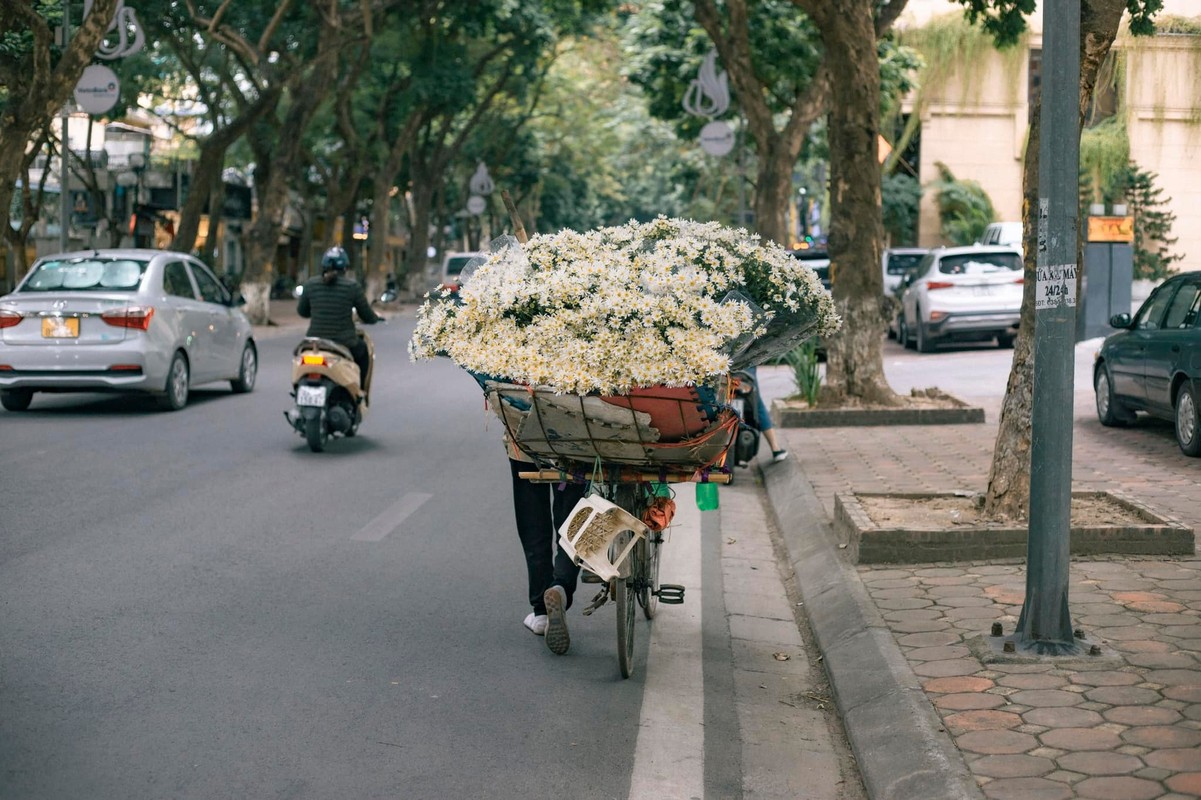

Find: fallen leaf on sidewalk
<box><xmin>773</xmin><ymin>652</ymin><xmax>791</xmax><ymax>661</ymax></box>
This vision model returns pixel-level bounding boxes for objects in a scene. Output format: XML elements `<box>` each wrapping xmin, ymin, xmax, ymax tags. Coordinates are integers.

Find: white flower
<box><xmin>409</xmin><ymin>216</ymin><xmax>840</xmax><ymax>395</ymax></box>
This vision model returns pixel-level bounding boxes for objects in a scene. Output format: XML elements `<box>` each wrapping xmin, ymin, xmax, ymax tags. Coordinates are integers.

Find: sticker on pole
<box><xmin>1036</xmin><ymin>263</ymin><xmax>1077</xmax><ymax>310</ymax></box>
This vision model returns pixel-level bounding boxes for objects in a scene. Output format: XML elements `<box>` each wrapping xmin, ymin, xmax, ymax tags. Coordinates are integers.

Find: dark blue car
<box><xmin>1093</xmin><ymin>270</ymin><xmax>1201</xmax><ymax>456</ymax></box>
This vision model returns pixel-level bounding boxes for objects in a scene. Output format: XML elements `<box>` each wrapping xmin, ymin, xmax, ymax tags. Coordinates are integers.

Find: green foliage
<box><xmin>784</xmin><ymin>339</ymin><xmax>822</xmax><ymax>406</ymax></box>
<box><xmin>882</xmin><ymin>173</ymin><xmax>921</xmax><ymax>246</ymax></box>
<box><xmin>929</xmin><ymin>162</ymin><xmax>995</xmax><ymax>246</ymax></box>
<box><xmin>1112</xmin><ymin>163</ymin><xmax>1182</xmax><ymax>280</ymax></box>
<box><xmin>1080</xmin><ymin>116</ymin><xmax>1131</xmax><ymax>202</ymax></box>
<box><xmin>953</xmin><ymin>0</ymin><xmax>1164</xmax><ymax>47</ymax></box>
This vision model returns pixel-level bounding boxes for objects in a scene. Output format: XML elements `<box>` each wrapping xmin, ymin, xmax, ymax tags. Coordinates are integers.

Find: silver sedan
<box><xmin>0</xmin><ymin>249</ymin><xmax>257</xmax><ymax>411</ymax></box>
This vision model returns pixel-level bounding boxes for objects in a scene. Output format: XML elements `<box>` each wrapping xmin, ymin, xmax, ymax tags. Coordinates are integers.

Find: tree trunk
<box><xmin>752</xmin><ymin>134</ymin><xmax>800</xmax><ymax>245</ymax></box>
<box><xmin>984</xmin><ymin>0</ymin><xmax>1127</xmax><ymax>518</ymax></box>
<box><xmin>0</xmin><ymin>0</ymin><xmax>121</xmax><ymax>237</ymax></box>
<box><xmin>815</xmin><ymin>1</ymin><xmax>896</xmax><ymax>406</ymax></box>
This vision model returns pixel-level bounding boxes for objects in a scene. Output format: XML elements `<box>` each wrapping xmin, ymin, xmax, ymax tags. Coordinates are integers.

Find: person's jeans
<box><xmin>510</xmin><ymin>459</ymin><xmax>588</xmax><ymax>614</ymax></box>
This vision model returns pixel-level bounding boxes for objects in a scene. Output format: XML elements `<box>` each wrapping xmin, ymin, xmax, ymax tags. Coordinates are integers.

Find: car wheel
<box><xmin>1175</xmin><ymin>382</ymin><xmax>1201</xmax><ymax>457</ymax></box>
<box><xmin>0</xmin><ymin>389</ymin><xmax>33</xmax><ymax>412</ymax></box>
<box><xmin>1094</xmin><ymin>365</ymin><xmax>1134</xmax><ymax>427</ymax></box>
<box><xmin>230</xmin><ymin>343</ymin><xmax>257</xmax><ymax>394</ymax></box>
<box><xmin>899</xmin><ymin>315</ymin><xmax>914</xmax><ymax>350</ymax></box>
<box><xmin>915</xmin><ymin>310</ymin><xmax>935</xmax><ymax>353</ymax></box>
<box><xmin>156</xmin><ymin>352</ymin><xmax>190</xmax><ymax>411</ymax></box>
<box><xmin>997</xmin><ymin>332</ymin><xmax>1016</xmax><ymax>348</ymax></box>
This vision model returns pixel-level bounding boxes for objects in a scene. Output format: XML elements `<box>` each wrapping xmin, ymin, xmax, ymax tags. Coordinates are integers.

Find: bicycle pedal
<box><xmin>581</xmin><ymin>570</ymin><xmax>603</xmax><ymax>584</ymax></box>
<box><xmin>656</xmin><ymin>584</ymin><xmax>685</xmax><ymax>604</ymax></box>
<box><xmin>581</xmin><ymin>586</ymin><xmax>610</xmax><ymax>616</ymax></box>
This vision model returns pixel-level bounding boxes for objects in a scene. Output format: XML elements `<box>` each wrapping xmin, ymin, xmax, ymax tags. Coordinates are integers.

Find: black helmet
<box><xmin>321</xmin><ymin>246</ymin><xmax>349</xmax><ymax>272</ymax></box>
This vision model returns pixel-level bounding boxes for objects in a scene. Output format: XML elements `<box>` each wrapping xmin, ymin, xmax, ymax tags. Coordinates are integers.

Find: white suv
<box><xmin>978</xmin><ymin>221</ymin><xmax>1022</xmax><ymax>248</ymax></box>
<box><xmin>897</xmin><ymin>245</ymin><xmax>1024</xmax><ymax>352</ymax></box>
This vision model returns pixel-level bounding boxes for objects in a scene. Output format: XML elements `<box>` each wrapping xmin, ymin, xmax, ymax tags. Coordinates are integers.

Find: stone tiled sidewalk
<box><xmin>779</xmin><ymin>417</ymin><xmax>1201</xmax><ymax>800</ymax></box>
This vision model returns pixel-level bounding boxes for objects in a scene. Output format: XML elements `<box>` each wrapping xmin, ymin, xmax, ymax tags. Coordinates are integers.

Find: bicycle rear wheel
<box><xmin>640</xmin><ymin>531</ymin><xmax>662</xmax><ymax>620</ymax></box>
<box><xmin>614</xmin><ymin>531</ymin><xmax>640</xmax><ymax>678</ymax></box>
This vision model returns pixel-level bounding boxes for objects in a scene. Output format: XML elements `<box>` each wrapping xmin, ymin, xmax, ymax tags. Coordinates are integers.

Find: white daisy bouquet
<box><xmin>408</xmin><ymin>216</ymin><xmax>840</xmax><ymax>396</ymax></box>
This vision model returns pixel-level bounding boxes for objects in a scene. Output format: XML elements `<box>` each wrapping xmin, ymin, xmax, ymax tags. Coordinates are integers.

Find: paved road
<box><xmin>0</xmin><ymin>309</ymin><xmax>864</xmax><ymax>800</ymax></box>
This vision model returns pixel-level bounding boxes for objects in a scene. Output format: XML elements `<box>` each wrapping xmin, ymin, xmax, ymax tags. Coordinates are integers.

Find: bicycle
<box><xmin>518</xmin><ymin>466</ymin><xmax>727</xmax><ymax>678</ymax></box>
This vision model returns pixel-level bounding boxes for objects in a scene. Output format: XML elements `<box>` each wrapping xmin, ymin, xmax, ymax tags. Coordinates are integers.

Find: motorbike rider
<box><xmin>297</xmin><ymin>246</ymin><xmax>383</xmax><ymax>388</ymax></box>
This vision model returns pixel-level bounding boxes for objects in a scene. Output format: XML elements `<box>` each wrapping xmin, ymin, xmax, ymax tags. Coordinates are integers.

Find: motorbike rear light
<box><xmin>306</xmin><ymin>372</ymin><xmax>322</xmax><ymax>380</ymax></box>
<box><xmin>0</xmin><ymin>310</ymin><xmax>22</xmax><ymax>329</ymax></box>
<box><xmin>301</xmin><ymin>354</ymin><xmax>327</xmax><ymax>366</ymax></box>
<box><xmin>925</xmin><ymin>281</ymin><xmax>955</xmax><ymax>290</ymax></box>
<box><xmin>101</xmin><ymin>306</ymin><xmax>155</xmax><ymax>330</ymax></box>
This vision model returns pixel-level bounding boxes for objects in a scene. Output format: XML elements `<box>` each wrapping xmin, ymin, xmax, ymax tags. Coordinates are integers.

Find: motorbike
<box><xmin>727</xmin><ymin>368</ymin><xmax>763</xmax><ymax>479</ymax></box>
<box><xmin>285</xmin><ymin>331</ymin><xmax>374</xmax><ymax>452</ymax></box>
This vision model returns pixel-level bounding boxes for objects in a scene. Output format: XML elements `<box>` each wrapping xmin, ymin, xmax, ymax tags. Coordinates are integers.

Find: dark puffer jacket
<box><xmin>296</xmin><ymin>274</ymin><xmax>380</xmax><ymax>348</ymax></box>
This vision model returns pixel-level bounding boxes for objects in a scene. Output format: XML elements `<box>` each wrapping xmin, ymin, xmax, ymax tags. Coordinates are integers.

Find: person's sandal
<box><xmin>543</xmin><ymin>586</ymin><xmax>570</xmax><ymax>655</ymax></box>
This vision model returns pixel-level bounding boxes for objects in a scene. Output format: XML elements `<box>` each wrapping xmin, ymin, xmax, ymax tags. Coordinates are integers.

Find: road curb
<box><xmin>761</xmin><ymin>456</ymin><xmax>985</xmax><ymax>800</ymax></box>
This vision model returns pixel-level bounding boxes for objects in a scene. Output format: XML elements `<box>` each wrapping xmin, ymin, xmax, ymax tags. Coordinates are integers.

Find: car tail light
<box><xmin>1013</xmin><ymin>278</ymin><xmax>1025</xmax><ymax>284</ymax></box>
<box><xmin>929</xmin><ymin>311</ymin><xmax>948</xmax><ymax>321</ymax></box>
<box><xmin>0</xmin><ymin>365</ymin><xmax>12</xmax><ymax>371</ymax></box>
<box><xmin>101</xmin><ymin>306</ymin><xmax>154</xmax><ymax>330</ymax></box>
<box><xmin>925</xmin><ymin>281</ymin><xmax>955</xmax><ymax>291</ymax></box>
<box><xmin>301</xmin><ymin>354</ymin><xmax>326</xmax><ymax>366</ymax></box>
<box><xmin>108</xmin><ymin>364</ymin><xmax>144</xmax><ymax>373</ymax></box>
<box><xmin>0</xmin><ymin>310</ymin><xmax>22</xmax><ymax>329</ymax></box>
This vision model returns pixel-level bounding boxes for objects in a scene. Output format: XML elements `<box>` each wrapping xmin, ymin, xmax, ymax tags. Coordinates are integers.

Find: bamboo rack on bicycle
<box><xmin>484</xmin><ymin>377</ymin><xmax>739</xmax><ymax>483</ymax></box>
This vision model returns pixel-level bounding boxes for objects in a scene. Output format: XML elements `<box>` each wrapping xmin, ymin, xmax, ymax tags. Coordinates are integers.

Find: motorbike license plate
<box><xmin>42</xmin><ymin>317</ymin><xmax>79</xmax><ymax>338</ymax></box>
<box><xmin>297</xmin><ymin>385</ymin><xmax>327</xmax><ymax>407</ymax></box>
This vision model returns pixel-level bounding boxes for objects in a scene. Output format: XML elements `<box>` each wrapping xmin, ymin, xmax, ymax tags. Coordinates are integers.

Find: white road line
<box><xmin>350</xmin><ymin>492</ymin><xmax>433</xmax><ymax>541</ymax></box>
<box><xmin>628</xmin><ymin>495</ymin><xmax>705</xmax><ymax>798</ymax></box>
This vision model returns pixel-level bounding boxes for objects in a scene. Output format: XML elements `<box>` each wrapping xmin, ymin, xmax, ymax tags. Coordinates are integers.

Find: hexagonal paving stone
<box><xmin>935</xmin><ymin>692</ymin><xmax>1008</xmax><ymax>711</ymax></box>
<box><xmin>896</xmin><ymin>630</ymin><xmax>960</xmax><ymax>647</ymax></box>
<box><xmin>1122</xmin><ymin>725</ymin><xmax>1201</xmax><ymax>748</ymax></box>
<box><xmin>1085</xmin><ymin>686</ymin><xmax>1163</xmax><ymax>705</ymax></box>
<box><xmin>1147</xmin><ymin>669</ymin><xmax>1201</xmax><ymax>686</ymax></box>
<box><xmin>972</xmin><ymin>754</ymin><xmax>1056</xmax><ymax>778</ymax></box>
<box><xmin>1039</xmin><ymin>727</ymin><xmax>1124</xmax><ymax>751</ymax></box>
<box><xmin>913</xmin><ymin>659</ymin><xmax>982</xmax><ymax>678</ymax></box>
<box><xmin>959</xmin><ymin>729</ymin><xmax>1039</xmax><ymax>754</ymax></box>
<box><xmin>1023</xmin><ymin>707</ymin><xmax>1106</xmax><ymax>727</ymax></box>
<box><xmin>980</xmin><ymin>776</ymin><xmax>1072</xmax><ymax>800</ymax></box>
<box><xmin>999</xmin><ymin>673</ymin><xmax>1069</xmax><ymax>690</ymax></box>
<box><xmin>1103</xmin><ymin>705</ymin><xmax>1183</xmax><ymax>726</ymax></box>
<box><xmin>1068</xmin><ymin>670</ymin><xmax>1142</xmax><ymax>687</ymax></box>
<box><xmin>906</xmin><ymin>645</ymin><xmax>972</xmax><ymax>661</ymax></box>
<box><xmin>1010</xmin><ymin>689</ymin><xmax>1085</xmax><ymax>708</ymax></box>
<box><xmin>945</xmin><ymin>709</ymin><xmax>1023</xmax><ymax>733</ymax></box>
<box><xmin>924</xmin><ymin>675</ymin><xmax>994</xmax><ymax>693</ymax></box>
<box><xmin>1126</xmin><ymin>652</ymin><xmax>1199</xmax><ymax>669</ymax></box>
<box><xmin>1165</xmin><ymin>772</ymin><xmax>1201</xmax><ymax>795</ymax></box>
<box><xmin>1074</xmin><ymin>775</ymin><xmax>1163</xmax><ymax>800</ymax></box>
<box><xmin>1057</xmin><ymin>751</ymin><xmax>1144</xmax><ymax>776</ymax></box>
<box><xmin>1163</xmin><ymin>686</ymin><xmax>1201</xmax><ymax>703</ymax></box>
<box><xmin>1145</xmin><ymin>748</ymin><xmax>1201</xmax><ymax>771</ymax></box>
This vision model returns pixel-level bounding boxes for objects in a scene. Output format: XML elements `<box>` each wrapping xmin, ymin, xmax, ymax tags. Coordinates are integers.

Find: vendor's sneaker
<box><xmin>771</xmin><ymin>449</ymin><xmax>789</xmax><ymax>463</ymax></box>
<box><xmin>523</xmin><ymin>612</ymin><xmax>548</xmax><ymax>635</ymax></box>
<box><xmin>543</xmin><ymin>585</ymin><xmax>570</xmax><ymax>655</ymax></box>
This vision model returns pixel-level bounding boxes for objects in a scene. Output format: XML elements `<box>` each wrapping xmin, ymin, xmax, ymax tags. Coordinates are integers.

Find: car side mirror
<box><xmin>1108</xmin><ymin>312</ymin><xmax>1132</xmax><ymax>329</ymax></box>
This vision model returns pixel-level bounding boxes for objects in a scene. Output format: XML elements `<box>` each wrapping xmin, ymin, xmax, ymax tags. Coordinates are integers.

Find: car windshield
<box><xmin>19</xmin><ymin>257</ymin><xmax>148</xmax><ymax>292</ymax></box>
<box><xmin>445</xmin><ymin>255</ymin><xmax>478</xmax><ymax>277</ymax></box>
<box><xmin>938</xmin><ymin>252</ymin><xmax>1021</xmax><ymax>275</ymax></box>
<box><xmin>886</xmin><ymin>253</ymin><xmax>925</xmax><ymax>275</ymax></box>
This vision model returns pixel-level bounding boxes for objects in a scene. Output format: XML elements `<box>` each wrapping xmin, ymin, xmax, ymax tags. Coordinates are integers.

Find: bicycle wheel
<box><xmin>614</xmin><ymin>530</ymin><xmax>639</xmax><ymax>678</ymax></box>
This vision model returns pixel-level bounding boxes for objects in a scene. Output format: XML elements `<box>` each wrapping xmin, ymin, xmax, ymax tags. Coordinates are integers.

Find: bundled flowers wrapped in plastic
<box><xmin>408</xmin><ymin>217</ymin><xmax>840</xmax><ymax>396</ymax></box>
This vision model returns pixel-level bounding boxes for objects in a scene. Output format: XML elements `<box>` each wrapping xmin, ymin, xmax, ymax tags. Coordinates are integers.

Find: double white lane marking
<box><xmin>628</xmin><ymin>496</ymin><xmax>705</xmax><ymax>798</ymax></box>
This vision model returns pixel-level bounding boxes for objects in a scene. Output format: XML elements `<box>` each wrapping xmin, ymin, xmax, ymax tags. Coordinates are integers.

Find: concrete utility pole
<box><xmin>59</xmin><ymin>0</ymin><xmax>71</xmax><ymax>253</ymax></box>
<box><xmin>1012</xmin><ymin>0</ymin><xmax>1083</xmax><ymax>655</ymax></box>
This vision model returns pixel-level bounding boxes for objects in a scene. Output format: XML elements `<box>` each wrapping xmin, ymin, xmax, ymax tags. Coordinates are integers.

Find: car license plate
<box><xmin>297</xmin><ymin>385</ymin><xmax>327</xmax><ymax>406</ymax></box>
<box><xmin>42</xmin><ymin>317</ymin><xmax>79</xmax><ymax>338</ymax></box>
<box><xmin>972</xmin><ymin>285</ymin><xmax>995</xmax><ymax>297</ymax></box>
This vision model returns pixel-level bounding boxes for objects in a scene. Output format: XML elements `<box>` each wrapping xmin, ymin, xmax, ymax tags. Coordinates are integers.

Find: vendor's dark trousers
<box><xmin>348</xmin><ymin>339</ymin><xmax>370</xmax><ymax>389</ymax></box>
<box><xmin>510</xmin><ymin>458</ymin><xmax>587</xmax><ymax>615</ymax></box>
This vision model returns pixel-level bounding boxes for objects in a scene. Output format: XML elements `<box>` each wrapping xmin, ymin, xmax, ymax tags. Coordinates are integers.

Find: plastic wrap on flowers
<box><xmin>729</xmin><ymin>309</ymin><xmax>826</xmax><ymax>370</ymax></box>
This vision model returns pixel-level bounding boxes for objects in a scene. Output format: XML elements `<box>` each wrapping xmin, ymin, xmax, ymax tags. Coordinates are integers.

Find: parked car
<box><xmin>438</xmin><ymin>251</ymin><xmax>485</xmax><ymax>293</ymax></box>
<box><xmin>882</xmin><ymin>247</ymin><xmax>928</xmax><ymax>297</ymax></box>
<box><xmin>896</xmin><ymin>245</ymin><xmax>1023</xmax><ymax>352</ymax></box>
<box><xmin>1093</xmin><ymin>270</ymin><xmax>1201</xmax><ymax>457</ymax></box>
<box><xmin>977</xmin><ymin>221</ymin><xmax>1023</xmax><ymax>248</ymax></box>
<box><xmin>787</xmin><ymin>248</ymin><xmax>831</xmax><ymax>291</ymax></box>
<box><xmin>0</xmin><ymin>249</ymin><xmax>257</xmax><ymax>412</ymax></box>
